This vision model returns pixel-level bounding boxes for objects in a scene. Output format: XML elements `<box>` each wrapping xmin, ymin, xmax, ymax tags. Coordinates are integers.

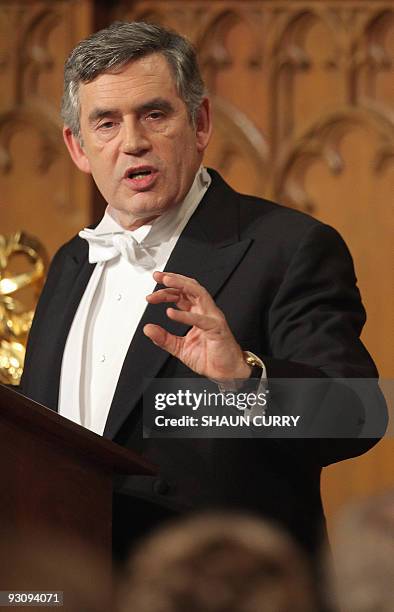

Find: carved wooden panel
<box><xmin>1</xmin><ymin>0</ymin><xmax>392</xmax><ymax>524</ymax></box>
<box><xmin>0</xmin><ymin>0</ymin><xmax>92</xmax><ymax>257</ymax></box>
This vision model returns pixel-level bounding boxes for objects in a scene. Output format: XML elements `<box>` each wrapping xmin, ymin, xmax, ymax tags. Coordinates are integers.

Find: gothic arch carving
<box><xmin>271</xmin><ymin>9</ymin><xmax>341</xmax><ymax>143</ymax></box>
<box><xmin>0</xmin><ymin>108</ymin><xmax>62</xmax><ymax>174</ymax></box>
<box><xmin>273</xmin><ymin>9</ymin><xmax>340</xmax><ymax>70</ymax></box>
<box><xmin>197</xmin><ymin>10</ymin><xmax>263</xmax><ymax>94</ymax></box>
<box><xmin>16</xmin><ymin>8</ymin><xmax>62</xmax><ymax>103</ymax></box>
<box><xmin>275</xmin><ymin>107</ymin><xmax>394</xmax><ymax>211</ymax></box>
<box><xmin>207</xmin><ymin>95</ymin><xmax>269</xmax><ymax>195</ymax></box>
<box><xmin>354</xmin><ymin>9</ymin><xmax>394</xmax><ymax>108</ymax></box>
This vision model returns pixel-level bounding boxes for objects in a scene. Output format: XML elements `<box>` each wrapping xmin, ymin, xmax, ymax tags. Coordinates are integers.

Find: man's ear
<box><xmin>195</xmin><ymin>97</ymin><xmax>212</xmax><ymax>153</ymax></box>
<box><xmin>63</xmin><ymin>127</ymin><xmax>91</xmax><ymax>174</ymax></box>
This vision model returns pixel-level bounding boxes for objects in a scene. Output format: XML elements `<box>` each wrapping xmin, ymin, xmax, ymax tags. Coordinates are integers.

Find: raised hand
<box><xmin>143</xmin><ymin>271</ymin><xmax>251</xmax><ymax>381</ymax></box>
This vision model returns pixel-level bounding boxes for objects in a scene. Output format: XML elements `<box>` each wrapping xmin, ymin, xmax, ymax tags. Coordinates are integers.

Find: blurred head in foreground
<box><xmin>328</xmin><ymin>490</ymin><xmax>394</xmax><ymax>612</ymax></box>
<box><xmin>119</xmin><ymin>513</ymin><xmax>317</xmax><ymax>612</ymax></box>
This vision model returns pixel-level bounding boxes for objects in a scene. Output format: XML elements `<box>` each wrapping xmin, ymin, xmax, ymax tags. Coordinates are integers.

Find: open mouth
<box><xmin>124</xmin><ymin>167</ymin><xmax>158</xmax><ymax>190</ymax></box>
<box><xmin>127</xmin><ymin>169</ymin><xmax>153</xmax><ymax>179</ymax></box>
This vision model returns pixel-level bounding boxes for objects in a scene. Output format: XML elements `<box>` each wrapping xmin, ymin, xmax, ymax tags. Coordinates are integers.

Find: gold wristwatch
<box><xmin>243</xmin><ymin>351</ymin><xmax>265</xmax><ymax>378</ymax></box>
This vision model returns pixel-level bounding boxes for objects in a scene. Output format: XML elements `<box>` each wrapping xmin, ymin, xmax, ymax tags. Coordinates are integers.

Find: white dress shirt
<box><xmin>58</xmin><ymin>167</ymin><xmax>211</xmax><ymax>434</ymax></box>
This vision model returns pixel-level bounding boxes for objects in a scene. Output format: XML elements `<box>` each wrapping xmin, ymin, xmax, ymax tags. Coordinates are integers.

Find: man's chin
<box><xmin>107</xmin><ymin>204</ymin><xmax>164</xmax><ymax>230</ymax></box>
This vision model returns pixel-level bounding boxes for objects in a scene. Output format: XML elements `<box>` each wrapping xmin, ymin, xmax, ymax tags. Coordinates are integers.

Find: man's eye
<box><xmin>146</xmin><ymin>111</ymin><xmax>164</xmax><ymax>120</ymax></box>
<box><xmin>98</xmin><ymin>121</ymin><xmax>115</xmax><ymax>129</ymax></box>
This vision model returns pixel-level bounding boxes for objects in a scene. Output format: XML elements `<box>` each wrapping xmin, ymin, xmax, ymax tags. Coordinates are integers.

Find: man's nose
<box><xmin>121</xmin><ymin>118</ymin><xmax>151</xmax><ymax>155</ymax></box>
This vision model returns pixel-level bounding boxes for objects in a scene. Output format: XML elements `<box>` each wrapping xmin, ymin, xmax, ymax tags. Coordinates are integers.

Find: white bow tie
<box><xmin>79</xmin><ymin>229</ymin><xmax>156</xmax><ymax>269</ymax></box>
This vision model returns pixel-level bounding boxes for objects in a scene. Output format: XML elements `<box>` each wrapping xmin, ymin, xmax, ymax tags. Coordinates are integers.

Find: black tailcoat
<box><xmin>19</xmin><ymin>170</ymin><xmax>384</xmax><ymax>556</ymax></box>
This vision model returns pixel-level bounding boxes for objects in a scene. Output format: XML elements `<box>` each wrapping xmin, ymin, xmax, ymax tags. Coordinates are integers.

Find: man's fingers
<box><xmin>167</xmin><ymin>308</ymin><xmax>219</xmax><ymax>332</ymax></box>
<box><xmin>143</xmin><ymin>323</ymin><xmax>183</xmax><ymax>357</ymax></box>
<box><xmin>146</xmin><ymin>288</ymin><xmax>191</xmax><ymax>311</ymax></box>
<box><xmin>154</xmin><ymin>271</ymin><xmax>202</xmax><ymax>294</ymax></box>
<box><xmin>153</xmin><ymin>271</ymin><xmax>213</xmax><ymax>308</ymax></box>
<box><xmin>146</xmin><ymin>288</ymin><xmax>181</xmax><ymax>304</ymax></box>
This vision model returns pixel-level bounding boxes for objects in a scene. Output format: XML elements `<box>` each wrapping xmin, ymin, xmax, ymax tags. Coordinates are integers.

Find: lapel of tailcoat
<box><xmin>44</xmin><ymin>244</ymin><xmax>95</xmax><ymax>409</ymax></box>
<box><xmin>22</xmin><ymin>237</ymin><xmax>95</xmax><ymax>411</ymax></box>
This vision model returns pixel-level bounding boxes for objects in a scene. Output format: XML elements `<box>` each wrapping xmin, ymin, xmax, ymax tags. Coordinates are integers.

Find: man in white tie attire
<box><xmin>19</xmin><ymin>21</ymin><xmax>386</xmax><ymax>565</ymax></box>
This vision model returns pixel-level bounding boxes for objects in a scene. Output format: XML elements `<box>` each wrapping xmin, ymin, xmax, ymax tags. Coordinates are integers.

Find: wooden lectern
<box><xmin>0</xmin><ymin>384</ymin><xmax>156</xmax><ymax>561</ymax></box>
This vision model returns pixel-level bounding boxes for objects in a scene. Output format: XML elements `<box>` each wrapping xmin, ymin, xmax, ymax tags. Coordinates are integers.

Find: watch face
<box><xmin>244</xmin><ymin>351</ymin><xmax>263</xmax><ymax>368</ymax></box>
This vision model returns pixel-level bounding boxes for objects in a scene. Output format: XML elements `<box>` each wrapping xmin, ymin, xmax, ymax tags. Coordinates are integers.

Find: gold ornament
<box><xmin>0</xmin><ymin>232</ymin><xmax>47</xmax><ymax>385</ymax></box>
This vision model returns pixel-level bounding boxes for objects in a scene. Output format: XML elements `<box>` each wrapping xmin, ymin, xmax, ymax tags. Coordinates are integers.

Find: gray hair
<box><xmin>61</xmin><ymin>21</ymin><xmax>206</xmax><ymax>140</ymax></box>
